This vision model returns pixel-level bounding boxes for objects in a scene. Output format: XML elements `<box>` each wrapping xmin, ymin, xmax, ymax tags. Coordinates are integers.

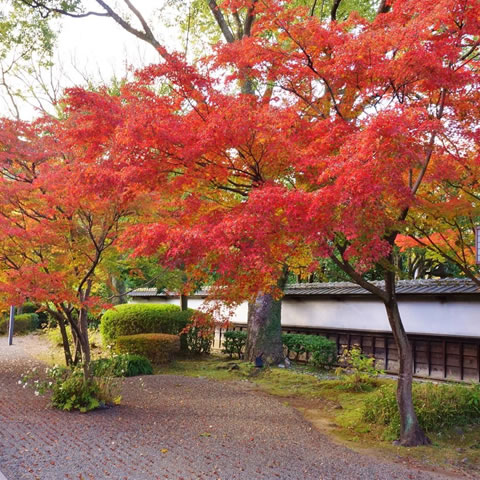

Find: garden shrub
<box><xmin>335</xmin><ymin>347</ymin><xmax>383</xmax><ymax>392</ymax></box>
<box><xmin>282</xmin><ymin>333</ymin><xmax>337</xmax><ymax>369</ymax></box>
<box><xmin>20</xmin><ymin>364</ymin><xmax>120</xmax><ymax>413</ymax></box>
<box><xmin>222</xmin><ymin>330</ymin><xmax>247</xmax><ymax>359</ymax></box>
<box><xmin>100</xmin><ymin>303</ymin><xmax>192</xmax><ymax>345</ymax></box>
<box><xmin>91</xmin><ymin>354</ymin><xmax>153</xmax><ymax>377</ymax></box>
<box><xmin>0</xmin><ymin>313</ymin><xmax>39</xmax><ymax>335</ymax></box>
<box><xmin>183</xmin><ymin>313</ymin><xmax>215</xmax><ymax>355</ymax></box>
<box><xmin>364</xmin><ymin>382</ymin><xmax>480</xmax><ymax>440</ymax></box>
<box><xmin>116</xmin><ymin>333</ymin><xmax>181</xmax><ymax>364</ymax></box>
<box><xmin>22</xmin><ymin>302</ymin><xmax>49</xmax><ymax>328</ymax></box>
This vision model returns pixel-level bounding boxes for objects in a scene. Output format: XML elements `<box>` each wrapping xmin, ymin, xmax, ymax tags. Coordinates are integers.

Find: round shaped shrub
<box><xmin>91</xmin><ymin>354</ymin><xmax>153</xmax><ymax>377</ymax></box>
<box><xmin>116</xmin><ymin>333</ymin><xmax>181</xmax><ymax>364</ymax></box>
<box><xmin>100</xmin><ymin>304</ymin><xmax>193</xmax><ymax>344</ymax></box>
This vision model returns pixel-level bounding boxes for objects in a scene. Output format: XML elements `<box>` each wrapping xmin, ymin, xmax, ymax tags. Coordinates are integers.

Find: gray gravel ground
<box><xmin>0</xmin><ymin>336</ymin><xmax>461</xmax><ymax>480</ymax></box>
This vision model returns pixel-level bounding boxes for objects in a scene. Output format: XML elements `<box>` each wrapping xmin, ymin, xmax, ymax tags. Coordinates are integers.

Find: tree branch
<box><xmin>208</xmin><ymin>0</ymin><xmax>235</xmax><ymax>43</ymax></box>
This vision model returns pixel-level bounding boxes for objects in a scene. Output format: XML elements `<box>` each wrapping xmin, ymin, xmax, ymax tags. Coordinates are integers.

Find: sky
<box><xmin>1</xmin><ymin>1</ymin><xmax>188</xmax><ymax>119</ymax></box>
<box><xmin>56</xmin><ymin>1</ymin><xmax>183</xmax><ymax>84</ymax></box>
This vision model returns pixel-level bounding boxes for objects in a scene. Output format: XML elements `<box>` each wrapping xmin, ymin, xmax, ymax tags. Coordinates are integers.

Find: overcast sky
<box><xmin>56</xmin><ymin>1</ymin><xmax>183</xmax><ymax>85</ymax></box>
<box><xmin>0</xmin><ymin>1</ymin><xmax>187</xmax><ymax>119</ymax></box>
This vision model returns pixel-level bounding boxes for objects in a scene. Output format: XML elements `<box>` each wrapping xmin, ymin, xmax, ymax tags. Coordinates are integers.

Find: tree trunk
<box><xmin>180</xmin><ymin>294</ymin><xmax>188</xmax><ymax>311</ymax></box>
<box><xmin>384</xmin><ymin>270</ymin><xmax>430</xmax><ymax>446</ymax></box>
<box><xmin>245</xmin><ymin>292</ymin><xmax>284</xmax><ymax>365</ymax></box>
<box><xmin>77</xmin><ymin>307</ymin><xmax>91</xmax><ymax>380</ymax></box>
<box><xmin>57</xmin><ymin>314</ymin><xmax>73</xmax><ymax>367</ymax></box>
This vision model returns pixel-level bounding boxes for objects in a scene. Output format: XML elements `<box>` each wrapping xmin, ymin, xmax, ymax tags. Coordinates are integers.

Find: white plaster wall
<box><xmin>281</xmin><ymin>298</ymin><xmax>480</xmax><ymax>337</ymax></box>
<box><xmin>129</xmin><ymin>296</ymin><xmax>480</xmax><ymax>338</ymax></box>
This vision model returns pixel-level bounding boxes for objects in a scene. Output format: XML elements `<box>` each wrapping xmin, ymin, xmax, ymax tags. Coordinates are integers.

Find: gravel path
<box><xmin>0</xmin><ymin>335</ymin><xmax>460</xmax><ymax>480</ymax></box>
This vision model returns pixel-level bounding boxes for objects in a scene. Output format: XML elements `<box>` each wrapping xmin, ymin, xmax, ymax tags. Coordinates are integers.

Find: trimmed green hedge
<box><xmin>100</xmin><ymin>303</ymin><xmax>193</xmax><ymax>345</ymax></box>
<box><xmin>282</xmin><ymin>333</ymin><xmax>337</xmax><ymax>369</ymax></box>
<box><xmin>116</xmin><ymin>333</ymin><xmax>181</xmax><ymax>364</ymax></box>
<box><xmin>0</xmin><ymin>313</ymin><xmax>39</xmax><ymax>335</ymax></box>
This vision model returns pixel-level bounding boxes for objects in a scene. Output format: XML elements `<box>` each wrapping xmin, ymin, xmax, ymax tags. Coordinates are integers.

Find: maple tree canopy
<box><xmin>5</xmin><ymin>0</ymin><xmax>478</xmax><ymax>307</ymax></box>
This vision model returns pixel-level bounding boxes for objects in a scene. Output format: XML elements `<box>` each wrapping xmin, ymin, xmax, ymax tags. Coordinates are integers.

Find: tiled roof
<box><xmin>284</xmin><ymin>278</ymin><xmax>480</xmax><ymax>296</ymax></box>
<box><xmin>128</xmin><ymin>278</ymin><xmax>480</xmax><ymax>298</ymax></box>
<box><xmin>128</xmin><ymin>288</ymin><xmax>161</xmax><ymax>297</ymax></box>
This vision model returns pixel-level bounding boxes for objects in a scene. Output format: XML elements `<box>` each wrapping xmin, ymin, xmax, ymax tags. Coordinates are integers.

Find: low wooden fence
<box><xmin>214</xmin><ymin>325</ymin><xmax>480</xmax><ymax>382</ymax></box>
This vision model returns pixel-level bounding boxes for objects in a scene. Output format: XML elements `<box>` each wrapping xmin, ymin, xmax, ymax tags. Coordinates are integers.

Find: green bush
<box><xmin>364</xmin><ymin>382</ymin><xmax>480</xmax><ymax>440</ymax></box>
<box><xmin>222</xmin><ymin>330</ymin><xmax>247</xmax><ymax>359</ymax></box>
<box><xmin>0</xmin><ymin>313</ymin><xmax>39</xmax><ymax>335</ymax></box>
<box><xmin>183</xmin><ymin>313</ymin><xmax>215</xmax><ymax>355</ymax></box>
<box><xmin>22</xmin><ymin>302</ymin><xmax>49</xmax><ymax>328</ymax></box>
<box><xmin>282</xmin><ymin>333</ymin><xmax>337</xmax><ymax>369</ymax></box>
<box><xmin>116</xmin><ymin>333</ymin><xmax>180</xmax><ymax>364</ymax></box>
<box><xmin>91</xmin><ymin>354</ymin><xmax>153</xmax><ymax>377</ymax></box>
<box><xmin>21</xmin><ymin>364</ymin><xmax>121</xmax><ymax>412</ymax></box>
<box><xmin>335</xmin><ymin>347</ymin><xmax>383</xmax><ymax>392</ymax></box>
<box><xmin>50</xmin><ymin>368</ymin><xmax>101</xmax><ymax>412</ymax></box>
<box><xmin>100</xmin><ymin>303</ymin><xmax>192</xmax><ymax>345</ymax></box>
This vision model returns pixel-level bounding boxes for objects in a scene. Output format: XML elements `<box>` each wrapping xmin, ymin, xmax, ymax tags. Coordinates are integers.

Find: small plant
<box><xmin>222</xmin><ymin>330</ymin><xmax>247</xmax><ymax>359</ymax></box>
<box><xmin>20</xmin><ymin>364</ymin><xmax>120</xmax><ymax>412</ymax></box>
<box><xmin>335</xmin><ymin>347</ymin><xmax>383</xmax><ymax>392</ymax></box>
<box><xmin>91</xmin><ymin>354</ymin><xmax>153</xmax><ymax>377</ymax></box>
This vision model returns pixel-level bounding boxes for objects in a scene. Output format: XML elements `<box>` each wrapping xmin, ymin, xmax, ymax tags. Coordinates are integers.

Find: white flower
<box><xmin>48</xmin><ymin>381</ymin><xmax>53</xmax><ymax>386</ymax></box>
<box><xmin>18</xmin><ymin>380</ymin><xmax>22</xmax><ymax>385</ymax></box>
<box><xmin>34</xmin><ymin>391</ymin><xmax>39</xmax><ymax>396</ymax></box>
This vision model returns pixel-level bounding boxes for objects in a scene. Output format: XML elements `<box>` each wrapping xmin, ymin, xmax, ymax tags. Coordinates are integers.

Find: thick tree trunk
<box><xmin>245</xmin><ymin>292</ymin><xmax>284</xmax><ymax>365</ymax></box>
<box><xmin>384</xmin><ymin>270</ymin><xmax>430</xmax><ymax>446</ymax></box>
<box><xmin>180</xmin><ymin>294</ymin><xmax>188</xmax><ymax>311</ymax></box>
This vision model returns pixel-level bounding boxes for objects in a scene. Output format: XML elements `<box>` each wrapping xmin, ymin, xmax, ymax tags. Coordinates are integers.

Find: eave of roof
<box><xmin>128</xmin><ymin>278</ymin><xmax>480</xmax><ymax>298</ymax></box>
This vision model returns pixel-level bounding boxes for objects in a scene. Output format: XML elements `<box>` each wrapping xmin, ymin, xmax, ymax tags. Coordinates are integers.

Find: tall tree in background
<box><xmin>0</xmin><ymin>110</ymin><xmax>142</xmax><ymax>377</ymax></box>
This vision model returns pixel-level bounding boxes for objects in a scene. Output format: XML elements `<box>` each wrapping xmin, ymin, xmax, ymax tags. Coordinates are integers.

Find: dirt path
<box><xmin>0</xmin><ymin>335</ymin><xmax>460</xmax><ymax>480</ymax></box>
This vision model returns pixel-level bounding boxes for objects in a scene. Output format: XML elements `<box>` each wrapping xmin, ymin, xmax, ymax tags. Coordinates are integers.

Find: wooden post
<box><xmin>460</xmin><ymin>342</ymin><xmax>464</xmax><ymax>381</ymax></box>
<box><xmin>413</xmin><ymin>340</ymin><xmax>417</xmax><ymax>374</ymax></box>
<box><xmin>384</xmin><ymin>336</ymin><xmax>389</xmax><ymax>370</ymax></box>
<box><xmin>427</xmin><ymin>340</ymin><xmax>432</xmax><ymax>377</ymax></box>
<box><xmin>372</xmin><ymin>335</ymin><xmax>376</xmax><ymax>366</ymax></box>
<box><xmin>477</xmin><ymin>343</ymin><xmax>480</xmax><ymax>383</ymax></box>
<box><xmin>443</xmin><ymin>340</ymin><xmax>447</xmax><ymax>379</ymax></box>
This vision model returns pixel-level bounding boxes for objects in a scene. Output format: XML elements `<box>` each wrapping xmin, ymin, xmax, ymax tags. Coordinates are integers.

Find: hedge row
<box><xmin>282</xmin><ymin>333</ymin><xmax>337</xmax><ymax>368</ymax></box>
<box><xmin>222</xmin><ymin>330</ymin><xmax>337</xmax><ymax>368</ymax></box>
<box><xmin>116</xmin><ymin>333</ymin><xmax>180</xmax><ymax>364</ymax></box>
<box><xmin>0</xmin><ymin>313</ymin><xmax>39</xmax><ymax>335</ymax></box>
<box><xmin>100</xmin><ymin>304</ymin><xmax>192</xmax><ymax>344</ymax></box>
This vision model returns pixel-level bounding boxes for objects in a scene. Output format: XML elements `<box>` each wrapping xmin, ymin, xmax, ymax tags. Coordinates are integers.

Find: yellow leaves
<box><xmin>160</xmin><ymin>448</ymin><xmax>168</xmax><ymax>453</ymax></box>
